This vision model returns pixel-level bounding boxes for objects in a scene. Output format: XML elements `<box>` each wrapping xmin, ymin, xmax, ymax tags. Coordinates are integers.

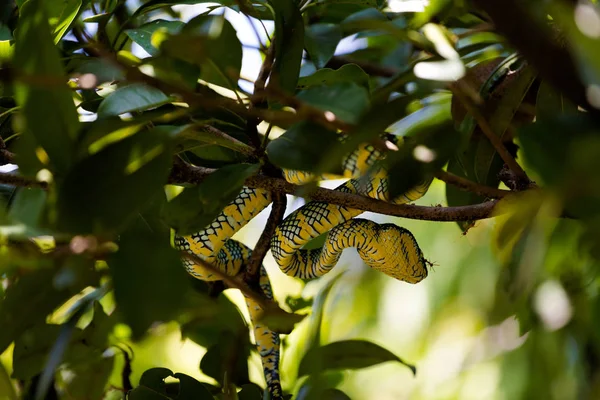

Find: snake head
<box><xmin>363</xmin><ymin>223</ymin><xmax>428</xmax><ymax>284</ymax></box>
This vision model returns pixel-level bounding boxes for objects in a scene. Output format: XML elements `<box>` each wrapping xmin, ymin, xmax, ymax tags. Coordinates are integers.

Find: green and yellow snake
<box><xmin>174</xmin><ymin>135</ymin><xmax>432</xmax><ymax>399</ymax></box>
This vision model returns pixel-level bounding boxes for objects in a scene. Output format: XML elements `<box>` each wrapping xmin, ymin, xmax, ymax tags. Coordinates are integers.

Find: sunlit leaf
<box><xmin>298</xmin><ymin>340</ymin><xmax>416</xmax><ymax>377</ymax></box>
<box><xmin>97</xmin><ymin>83</ymin><xmax>173</xmax><ymax>119</ymax></box>
<box><xmin>126</xmin><ymin>19</ymin><xmax>184</xmax><ymax>56</ymax></box>
<box><xmin>297</xmin><ymin>64</ymin><xmax>370</xmax><ymax>91</ymax></box>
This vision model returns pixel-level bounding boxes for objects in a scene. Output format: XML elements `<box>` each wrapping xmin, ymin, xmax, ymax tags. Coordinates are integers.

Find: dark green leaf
<box><xmin>14</xmin><ymin>0</ymin><xmax>79</xmax><ymax>175</ymax></box>
<box><xmin>109</xmin><ymin>215</ymin><xmax>191</xmax><ymax>339</ymax></box>
<box><xmin>305</xmin><ymin>24</ymin><xmax>342</xmax><ymax>69</ymax></box>
<box><xmin>296</xmin><ymin>82</ymin><xmax>370</xmax><ymax>124</ymax></box>
<box><xmin>63</xmin><ymin>356</ymin><xmax>115</xmax><ymax>400</ymax></box>
<box><xmin>268</xmin><ymin>0</ymin><xmax>304</xmax><ymax>93</ymax></box>
<box><xmin>297</xmin><ymin>64</ymin><xmax>370</xmax><ymax>91</ymax></box>
<box><xmin>97</xmin><ymin>83</ymin><xmax>173</xmax><ymax>119</ymax></box>
<box><xmin>126</xmin><ymin>20</ymin><xmax>184</xmax><ymax>56</ymax></box>
<box><xmin>162</xmin><ymin>163</ymin><xmax>259</xmax><ymax>235</ymax></box>
<box><xmin>298</xmin><ymin>340</ymin><xmax>416</xmax><ymax>377</ymax></box>
<box><xmin>139</xmin><ymin>368</ymin><xmax>174</xmax><ymax>393</ymax></box>
<box><xmin>267</xmin><ymin>121</ymin><xmax>340</xmax><ymax>173</ymax></box>
<box><xmin>143</xmin><ymin>56</ymin><xmax>201</xmax><ymax>91</ymax></box>
<box><xmin>173</xmin><ymin>373</ymin><xmax>214</xmax><ymax>399</ymax></box>
<box><xmin>161</xmin><ymin>15</ymin><xmax>242</xmax><ymax>90</ymax></box>
<box><xmin>237</xmin><ymin>383</ymin><xmax>263</xmax><ymax>400</ymax></box>
<box><xmin>56</xmin><ymin>126</ymin><xmax>173</xmax><ymax>234</ymax></box>
<box><xmin>536</xmin><ymin>81</ymin><xmax>578</xmax><ymax>123</ymax></box>
<box><xmin>7</xmin><ymin>187</ymin><xmax>47</xmax><ymax>231</ymax></box>
<box><xmin>200</xmin><ymin>336</ymin><xmax>250</xmax><ymax>387</ymax></box>
<box><xmin>128</xmin><ymin>386</ymin><xmax>171</xmax><ymax>400</ymax></box>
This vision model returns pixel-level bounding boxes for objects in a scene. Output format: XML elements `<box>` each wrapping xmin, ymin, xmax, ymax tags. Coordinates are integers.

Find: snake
<box><xmin>174</xmin><ymin>134</ymin><xmax>432</xmax><ymax>399</ymax></box>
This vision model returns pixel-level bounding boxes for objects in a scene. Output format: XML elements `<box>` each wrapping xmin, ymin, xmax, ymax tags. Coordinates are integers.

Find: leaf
<box><xmin>131</xmin><ymin>0</ymin><xmax>237</xmax><ymax>19</ymax></box>
<box><xmin>199</xmin><ymin>330</ymin><xmax>251</xmax><ymax>386</ymax></box>
<box><xmin>535</xmin><ymin>81</ymin><xmax>578</xmax><ymax>123</ymax></box>
<box><xmin>257</xmin><ymin>307</ymin><xmax>306</xmax><ymax>334</ymax></box>
<box><xmin>296</xmin><ymin>82</ymin><xmax>370</xmax><ymax>124</ymax></box>
<box><xmin>125</xmin><ymin>19</ymin><xmax>184</xmax><ymax>56</ymax></box>
<box><xmin>305</xmin><ymin>24</ymin><xmax>342</xmax><ymax>69</ymax></box>
<box><xmin>162</xmin><ymin>163</ymin><xmax>259</xmax><ymax>235</ymax></box>
<box><xmin>56</xmin><ymin>126</ymin><xmax>173</xmax><ymax>234</ymax></box>
<box><xmin>128</xmin><ymin>386</ymin><xmax>171</xmax><ymax>400</ymax></box>
<box><xmin>44</xmin><ymin>0</ymin><xmax>82</xmax><ymax>43</ymax></box>
<box><xmin>297</xmin><ymin>64</ymin><xmax>370</xmax><ymax>90</ymax></box>
<box><xmin>173</xmin><ymin>373</ymin><xmax>214</xmax><ymax>399</ymax></box>
<box><xmin>97</xmin><ymin>83</ymin><xmax>173</xmax><ymax>119</ymax></box>
<box><xmin>268</xmin><ymin>0</ymin><xmax>304</xmax><ymax>93</ymax></box>
<box><xmin>7</xmin><ymin>188</ymin><xmax>47</xmax><ymax>231</ymax></box>
<box><xmin>297</xmin><ymin>340</ymin><xmax>416</xmax><ymax>377</ymax></box>
<box><xmin>160</xmin><ymin>15</ymin><xmax>242</xmax><ymax>90</ymax></box>
<box><xmin>63</xmin><ymin>356</ymin><xmax>115</xmax><ymax>400</ymax></box>
<box><xmin>108</xmin><ymin>213</ymin><xmax>191</xmax><ymax>339</ymax></box>
<box><xmin>139</xmin><ymin>367</ymin><xmax>174</xmax><ymax>393</ymax></box>
<box><xmin>14</xmin><ymin>0</ymin><xmax>79</xmax><ymax>175</ymax></box>
<box><xmin>0</xmin><ymin>267</ymin><xmax>100</xmax><ymax>355</ymax></box>
<box><xmin>266</xmin><ymin>122</ymin><xmax>341</xmax><ymax>173</ymax></box>
<box><xmin>238</xmin><ymin>383</ymin><xmax>263</xmax><ymax>400</ymax></box>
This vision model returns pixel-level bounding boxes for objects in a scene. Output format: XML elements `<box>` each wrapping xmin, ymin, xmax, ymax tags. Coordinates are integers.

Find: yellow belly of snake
<box><xmin>174</xmin><ymin>137</ymin><xmax>431</xmax><ymax>399</ymax></box>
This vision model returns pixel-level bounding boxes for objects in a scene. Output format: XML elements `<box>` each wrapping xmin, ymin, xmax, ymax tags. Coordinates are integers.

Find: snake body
<box><xmin>174</xmin><ymin>135</ymin><xmax>431</xmax><ymax>399</ymax></box>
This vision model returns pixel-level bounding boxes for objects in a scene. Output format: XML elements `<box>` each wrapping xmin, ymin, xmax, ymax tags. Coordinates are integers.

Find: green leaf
<box><xmin>160</xmin><ymin>15</ymin><xmax>242</xmax><ymax>90</ymax></box>
<box><xmin>56</xmin><ymin>126</ymin><xmax>173</xmax><ymax>234</ymax></box>
<box><xmin>63</xmin><ymin>356</ymin><xmax>115</xmax><ymax>400</ymax></box>
<box><xmin>297</xmin><ymin>340</ymin><xmax>416</xmax><ymax>377</ymax></box>
<box><xmin>162</xmin><ymin>163</ymin><xmax>259</xmax><ymax>235</ymax></box>
<box><xmin>97</xmin><ymin>83</ymin><xmax>173</xmax><ymax>119</ymax></box>
<box><xmin>297</xmin><ymin>64</ymin><xmax>370</xmax><ymax>91</ymax></box>
<box><xmin>266</xmin><ymin>122</ymin><xmax>340</xmax><ymax>173</ymax></box>
<box><xmin>7</xmin><ymin>188</ymin><xmax>47</xmax><ymax>231</ymax></box>
<box><xmin>536</xmin><ymin>81</ymin><xmax>578</xmax><ymax>123</ymax></box>
<box><xmin>257</xmin><ymin>307</ymin><xmax>305</xmax><ymax>334</ymax></box>
<box><xmin>0</xmin><ymin>267</ymin><xmax>100</xmax><ymax>355</ymax></box>
<box><xmin>200</xmin><ymin>335</ymin><xmax>250</xmax><ymax>387</ymax></box>
<box><xmin>305</xmin><ymin>24</ymin><xmax>342</xmax><ymax>69</ymax></box>
<box><xmin>173</xmin><ymin>373</ymin><xmax>214</xmax><ymax>399</ymax></box>
<box><xmin>268</xmin><ymin>0</ymin><xmax>304</xmax><ymax>93</ymax></box>
<box><xmin>109</xmin><ymin>213</ymin><xmax>191</xmax><ymax>339</ymax></box>
<box><xmin>132</xmin><ymin>0</ymin><xmax>236</xmax><ymax>19</ymax></box>
<box><xmin>44</xmin><ymin>0</ymin><xmax>82</xmax><ymax>43</ymax></box>
<box><xmin>125</xmin><ymin>20</ymin><xmax>184</xmax><ymax>56</ymax></box>
<box><xmin>296</xmin><ymin>82</ymin><xmax>370</xmax><ymax>124</ymax></box>
<box><xmin>14</xmin><ymin>0</ymin><xmax>79</xmax><ymax>175</ymax></box>
<box><xmin>238</xmin><ymin>383</ymin><xmax>263</xmax><ymax>400</ymax></box>
<box><xmin>128</xmin><ymin>386</ymin><xmax>171</xmax><ymax>400</ymax></box>
<box><xmin>139</xmin><ymin>368</ymin><xmax>174</xmax><ymax>393</ymax></box>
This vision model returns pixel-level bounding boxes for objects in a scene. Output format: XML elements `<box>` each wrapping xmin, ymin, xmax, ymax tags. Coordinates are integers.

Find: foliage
<box><xmin>0</xmin><ymin>0</ymin><xmax>600</xmax><ymax>399</ymax></box>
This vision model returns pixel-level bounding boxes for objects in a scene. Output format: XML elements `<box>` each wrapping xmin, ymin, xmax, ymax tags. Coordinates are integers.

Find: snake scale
<box><xmin>174</xmin><ymin>135</ymin><xmax>432</xmax><ymax>399</ymax></box>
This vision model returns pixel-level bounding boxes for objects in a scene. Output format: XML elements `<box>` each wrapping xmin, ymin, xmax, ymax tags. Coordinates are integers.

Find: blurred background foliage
<box><xmin>1</xmin><ymin>0</ymin><xmax>600</xmax><ymax>399</ymax></box>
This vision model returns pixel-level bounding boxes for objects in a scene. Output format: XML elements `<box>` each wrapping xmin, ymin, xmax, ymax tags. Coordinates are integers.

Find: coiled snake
<box><xmin>174</xmin><ymin>135</ymin><xmax>432</xmax><ymax>399</ymax></box>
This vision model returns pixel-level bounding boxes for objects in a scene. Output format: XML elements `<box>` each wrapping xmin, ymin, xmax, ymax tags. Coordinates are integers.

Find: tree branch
<box><xmin>434</xmin><ymin>170</ymin><xmax>510</xmax><ymax>199</ymax></box>
<box><xmin>449</xmin><ymin>83</ymin><xmax>532</xmax><ymax>185</ymax></box>
<box><xmin>180</xmin><ymin>251</ymin><xmax>274</xmax><ymax>311</ymax></box>
<box><xmin>168</xmin><ymin>162</ymin><xmax>502</xmax><ymax>222</ymax></box>
<box><xmin>244</xmin><ymin>192</ymin><xmax>287</xmax><ymax>286</ymax></box>
<box><xmin>0</xmin><ymin>172</ymin><xmax>47</xmax><ymax>189</ymax></box>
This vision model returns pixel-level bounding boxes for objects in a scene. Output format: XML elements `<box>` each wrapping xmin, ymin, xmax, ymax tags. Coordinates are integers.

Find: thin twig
<box><xmin>0</xmin><ymin>172</ymin><xmax>47</xmax><ymax>189</ymax></box>
<box><xmin>449</xmin><ymin>83</ymin><xmax>531</xmax><ymax>183</ymax></box>
<box><xmin>180</xmin><ymin>251</ymin><xmax>273</xmax><ymax>310</ymax></box>
<box><xmin>434</xmin><ymin>169</ymin><xmax>510</xmax><ymax>198</ymax></box>
<box><xmin>168</xmin><ymin>162</ymin><xmax>503</xmax><ymax>222</ymax></box>
<box><xmin>244</xmin><ymin>192</ymin><xmax>287</xmax><ymax>286</ymax></box>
